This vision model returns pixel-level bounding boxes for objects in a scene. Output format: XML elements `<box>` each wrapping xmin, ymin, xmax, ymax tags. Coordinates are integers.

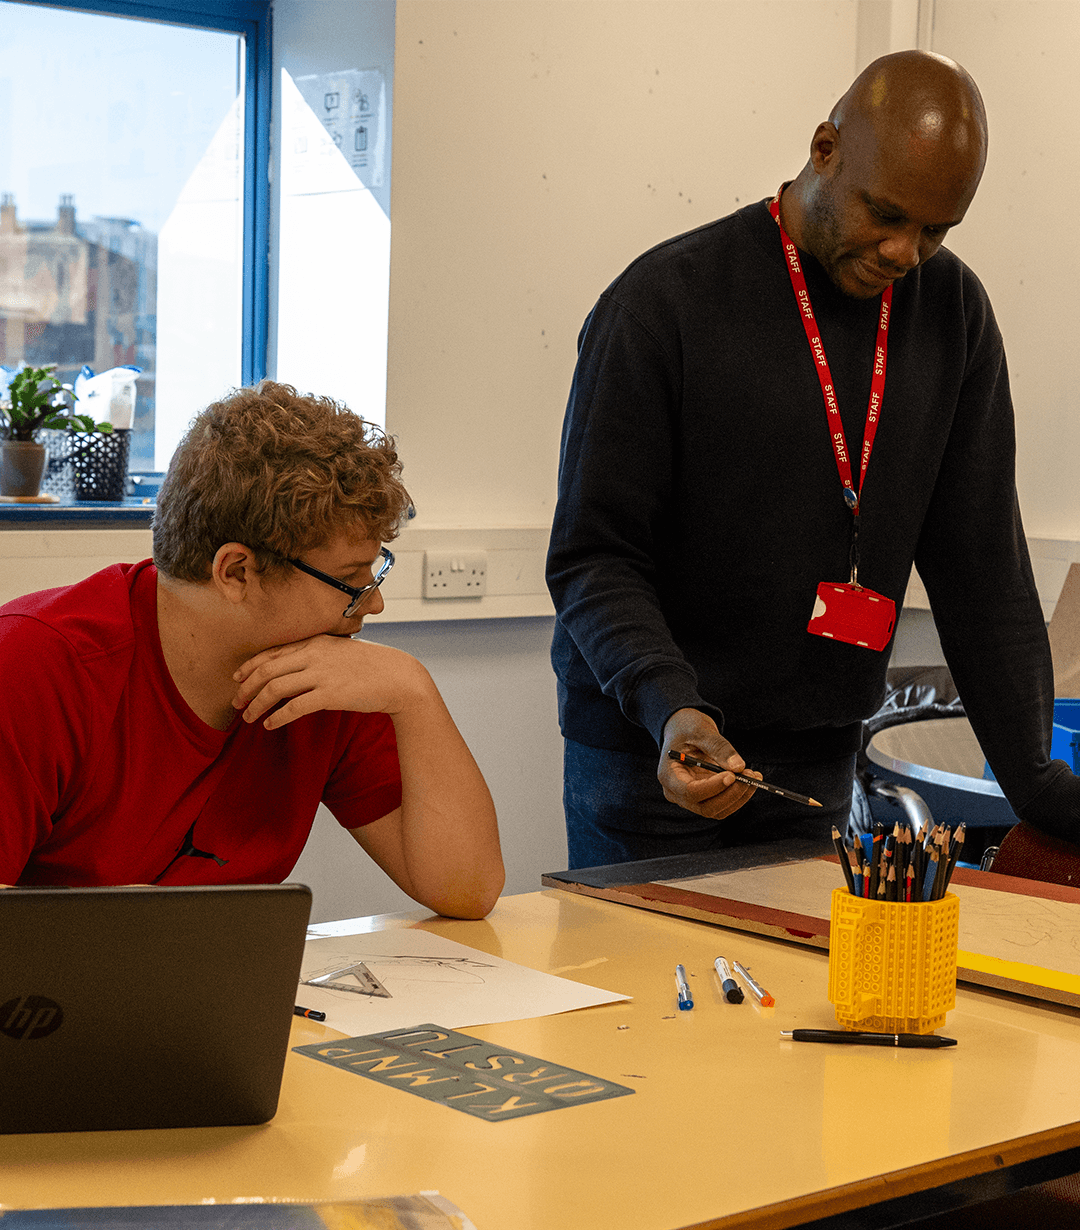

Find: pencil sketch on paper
<box><xmin>302</xmin><ymin>954</ymin><xmax>497</xmax><ymax>1000</ymax></box>
<box><xmin>952</xmin><ymin>889</ymin><xmax>1080</xmax><ymax>972</ymax></box>
<box><xmin>298</xmin><ymin>930</ymin><xmax>630</xmax><ymax>1033</ymax></box>
<box><xmin>657</xmin><ymin>860</ymin><xmax>1080</xmax><ymax>981</ymax></box>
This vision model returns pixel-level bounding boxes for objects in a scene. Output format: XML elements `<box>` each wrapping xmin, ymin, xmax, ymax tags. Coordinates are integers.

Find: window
<box><xmin>0</xmin><ymin>0</ymin><xmax>269</xmax><ymax>473</ymax></box>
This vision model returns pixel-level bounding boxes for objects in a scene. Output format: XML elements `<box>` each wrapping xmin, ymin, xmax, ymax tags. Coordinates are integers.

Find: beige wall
<box><xmin>387</xmin><ymin>0</ymin><xmax>1080</xmax><ymax>544</ymax></box>
<box><xmin>386</xmin><ymin>0</ymin><xmax>859</xmax><ymax>529</ymax></box>
<box><xmin>927</xmin><ymin>0</ymin><xmax>1080</xmax><ymax>540</ymax></box>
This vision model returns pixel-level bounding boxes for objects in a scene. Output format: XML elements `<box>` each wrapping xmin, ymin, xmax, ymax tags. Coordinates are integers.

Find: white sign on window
<box><xmin>292</xmin><ymin>69</ymin><xmax>386</xmax><ymax>190</ymax></box>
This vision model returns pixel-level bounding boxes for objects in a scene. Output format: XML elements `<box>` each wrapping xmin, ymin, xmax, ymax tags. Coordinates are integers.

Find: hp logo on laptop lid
<box><xmin>1</xmin><ymin>996</ymin><xmax>64</xmax><ymax>1041</ymax></box>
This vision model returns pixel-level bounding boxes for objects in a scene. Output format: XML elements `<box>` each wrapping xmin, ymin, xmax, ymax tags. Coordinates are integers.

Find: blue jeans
<box><xmin>563</xmin><ymin>739</ymin><xmax>858</xmax><ymax>869</ymax></box>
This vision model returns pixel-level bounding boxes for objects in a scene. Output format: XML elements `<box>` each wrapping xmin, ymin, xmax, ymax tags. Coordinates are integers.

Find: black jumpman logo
<box><xmin>153</xmin><ymin>822</ymin><xmax>229</xmax><ymax>883</ymax></box>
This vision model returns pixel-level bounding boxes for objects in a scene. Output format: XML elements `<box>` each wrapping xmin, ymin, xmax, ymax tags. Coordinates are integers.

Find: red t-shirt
<box><xmin>0</xmin><ymin>561</ymin><xmax>402</xmax><ymax>886</ymax></box>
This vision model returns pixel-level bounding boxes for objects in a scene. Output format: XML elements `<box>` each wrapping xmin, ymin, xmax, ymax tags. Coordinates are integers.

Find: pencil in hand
<box><xmin>667</xmin><ymin>751</ymin><xmax>822</xmax><ymax>807</ymax></box>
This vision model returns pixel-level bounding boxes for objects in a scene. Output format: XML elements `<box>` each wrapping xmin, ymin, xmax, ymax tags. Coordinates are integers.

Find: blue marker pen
<box><xmin>675</xmin><ymin>963</ymin><xmax>694</xmax><ymax>1011</ymax></box>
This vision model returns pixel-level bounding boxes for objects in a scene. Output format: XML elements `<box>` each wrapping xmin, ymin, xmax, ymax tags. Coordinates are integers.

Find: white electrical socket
<box><xmin>423</xmin><ymin>551</ymin><xmax>488</xmax><ymax>599</ymax></box>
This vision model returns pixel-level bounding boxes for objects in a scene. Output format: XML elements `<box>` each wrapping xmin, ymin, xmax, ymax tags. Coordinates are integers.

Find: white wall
<box><xmin>924</xmin><ymin>0</ymin><xmax>1080</xmax><ymax>541</ymax></box>
<box><xmin>386</xmin><ymin>0</ymin><xmax>860</xmax><ymax>528</ymax></box>
<box><xmin>385</xmin><ymin>0</ymin><xmax>1080</xmax><ymax>540</ymax></box>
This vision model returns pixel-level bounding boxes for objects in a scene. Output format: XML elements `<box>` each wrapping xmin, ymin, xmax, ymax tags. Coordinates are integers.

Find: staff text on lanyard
<box><xmin>769</xmin><ymin>190</ymin><xmax>896</xmax><ymax>652</ymax></box>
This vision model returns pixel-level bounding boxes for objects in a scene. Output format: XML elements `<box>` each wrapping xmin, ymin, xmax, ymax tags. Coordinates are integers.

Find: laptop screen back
<box><xmin>0</xmin><ymin>882</ymin><xmax>311</xmax><ymax>1135</ymax></box>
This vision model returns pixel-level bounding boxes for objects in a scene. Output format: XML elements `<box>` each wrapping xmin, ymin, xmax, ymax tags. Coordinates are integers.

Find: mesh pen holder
<box><xmin>70</xmin><ymin>429</ymin><xmax>130</xmax><ymax>501</ymax></box>
<box><xmin>40</xmin><ymin>429</ymin><xmax>74</xmax><ymax>499</ymax></box>
<box><xmin>827</xmin><ymin>887</ymin><xmax>959</xmax><ymax>1034</ymax></box>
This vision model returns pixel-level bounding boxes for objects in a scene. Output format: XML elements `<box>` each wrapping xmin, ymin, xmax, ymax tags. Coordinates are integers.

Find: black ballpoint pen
<box><xmin>780</xmin><ymin>1029</ymin><xmax>957</xmax><ymax>1048</ymax></box>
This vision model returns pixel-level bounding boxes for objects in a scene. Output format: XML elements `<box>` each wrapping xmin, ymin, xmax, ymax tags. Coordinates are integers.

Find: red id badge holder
<box><xmin>807</xmin><ymin>581</ymin><xmax>895</xmax><ymax>652</ymax></box>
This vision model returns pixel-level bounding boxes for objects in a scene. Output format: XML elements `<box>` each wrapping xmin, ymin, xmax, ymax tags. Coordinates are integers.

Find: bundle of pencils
<box><xmin>831</xmin><ymin>821</ymin><xmax>964</xmax><ymax>902</ymax></box>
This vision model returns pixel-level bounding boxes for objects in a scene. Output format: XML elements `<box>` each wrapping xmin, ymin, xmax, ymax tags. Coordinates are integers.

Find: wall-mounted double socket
<box><xmin>423</xmin><ymin>551</ymin><xmax>488</xmax><ymax>599</ymax></box>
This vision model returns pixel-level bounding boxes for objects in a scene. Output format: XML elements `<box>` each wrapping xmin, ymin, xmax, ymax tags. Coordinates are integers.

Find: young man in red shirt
<box><xmin>0</xmin><ymin>382</ymin><xmax>504</xmax><ymax>918</ymax></box>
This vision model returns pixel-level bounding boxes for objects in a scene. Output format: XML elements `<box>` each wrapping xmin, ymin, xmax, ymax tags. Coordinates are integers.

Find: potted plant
<box><xmin>0</xmin><ymin>364</ymin><xmax>113</xmax><ymax>499</ymax></box>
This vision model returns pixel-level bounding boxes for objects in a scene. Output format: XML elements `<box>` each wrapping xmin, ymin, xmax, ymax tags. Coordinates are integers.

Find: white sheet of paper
<box><xmin>297</xmin><ymin>925</ymin><xmax>630</xmax><ymax>1035</ymax></box>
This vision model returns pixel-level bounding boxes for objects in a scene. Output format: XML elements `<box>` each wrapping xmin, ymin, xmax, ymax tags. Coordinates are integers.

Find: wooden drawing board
<box><xmin>543</xmin><ymin>857</ymin><xmax>1080</xmax><ymax>1010</ymax></box>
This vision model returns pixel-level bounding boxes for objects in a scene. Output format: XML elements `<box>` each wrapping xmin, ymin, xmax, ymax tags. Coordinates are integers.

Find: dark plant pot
<box><xmin>0</xmin><ymin>440</ymin><xmax>47</xmax><ymax>498</ymax></box>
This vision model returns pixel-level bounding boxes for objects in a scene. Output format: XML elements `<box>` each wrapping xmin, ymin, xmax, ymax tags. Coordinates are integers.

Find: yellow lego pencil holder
<box><xmin>827</xmin><ymin>888</ymin><xmax>959</xmax><ymax>1034</ymax></box>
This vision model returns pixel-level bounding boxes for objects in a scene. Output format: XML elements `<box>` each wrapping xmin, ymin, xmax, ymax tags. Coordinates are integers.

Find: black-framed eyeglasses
<box><xmin>289</xmin><ymin>547</ymin><xmax>395</xmax><ymax>618</ymax></box>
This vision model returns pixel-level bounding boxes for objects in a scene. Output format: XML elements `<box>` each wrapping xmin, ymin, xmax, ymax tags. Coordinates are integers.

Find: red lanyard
<box><xmin>768</xmin><ymin>191</ymin><xmax>892</xmax><ymax>517</ymax></box>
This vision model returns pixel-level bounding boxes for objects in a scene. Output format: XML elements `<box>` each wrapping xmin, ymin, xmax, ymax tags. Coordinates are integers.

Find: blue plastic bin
<box><xmin>1051</xmin><ymin>699</ymin><xmax>1080</xmax><ymax>772</ymax></box>
<box><xmin>984</xmin><ymin>697</ymin><xmax>1080</xmax><ymax>779</ymax></box>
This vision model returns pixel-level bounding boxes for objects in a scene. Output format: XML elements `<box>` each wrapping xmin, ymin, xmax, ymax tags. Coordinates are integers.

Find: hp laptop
<box><xmin>0</xmin><ymin>882</ymin><xmax>311</xmax><ymax>1134</ymax></box>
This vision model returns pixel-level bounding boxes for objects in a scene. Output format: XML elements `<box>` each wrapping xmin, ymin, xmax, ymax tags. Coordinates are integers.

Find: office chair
<box><xmin>848</xmin><ymin>664</ymin><xmax>964</xmax><ymax>841</ymax></box>
<box><xmin>991</xmin><ymin>819</ymin><xmax>1080</xmax><ymax>889</ymax></box>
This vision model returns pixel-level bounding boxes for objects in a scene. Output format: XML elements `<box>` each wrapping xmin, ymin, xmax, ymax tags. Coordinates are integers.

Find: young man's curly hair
<box><xmin>153</xmin><ymin>382</ymin><xmax>412</xmax><ymax>582</ymax></box>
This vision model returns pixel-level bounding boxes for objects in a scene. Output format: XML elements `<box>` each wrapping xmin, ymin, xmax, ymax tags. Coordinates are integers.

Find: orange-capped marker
<box><xmin>733</xmin><ymin>961</ymin><xmax>775</xmax><ymax>1007</ymax></box>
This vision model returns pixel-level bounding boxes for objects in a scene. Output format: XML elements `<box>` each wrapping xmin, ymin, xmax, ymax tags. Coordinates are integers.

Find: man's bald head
<box><xmin>781</xmin><ymin>51</ymin><xmax>988</xmax><ymax>298</ymax></box>
<box><xmin>832</xmin><ymin>50</ymin><xmax>987</xmax><ymax>201</ymax></box>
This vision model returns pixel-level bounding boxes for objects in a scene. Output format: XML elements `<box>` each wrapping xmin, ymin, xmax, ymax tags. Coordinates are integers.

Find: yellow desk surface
<box><xmin>3</xmin><ymin>889</ymin><xmax>1080</xmax><ymax>1229</ymax></box>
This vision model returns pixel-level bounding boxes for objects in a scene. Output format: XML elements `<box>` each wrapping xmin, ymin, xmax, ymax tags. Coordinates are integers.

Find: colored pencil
<box><xmin>833</xmin><ymin>826</ymin><xmax>857</xmax><ymax>895</ymax></box>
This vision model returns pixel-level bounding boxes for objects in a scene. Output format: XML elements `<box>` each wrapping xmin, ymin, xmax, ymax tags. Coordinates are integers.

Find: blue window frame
<box><xmin>14</xmin><ymin>0</ymin><xmax>271</xmax><ymax>388</ymax></box>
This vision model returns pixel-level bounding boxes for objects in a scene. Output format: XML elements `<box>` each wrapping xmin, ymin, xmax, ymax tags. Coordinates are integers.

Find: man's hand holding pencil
<box><xmin>659</xmin><ymin>707</ymin><xmax>764</xmax><ymax>819</ymax></box>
